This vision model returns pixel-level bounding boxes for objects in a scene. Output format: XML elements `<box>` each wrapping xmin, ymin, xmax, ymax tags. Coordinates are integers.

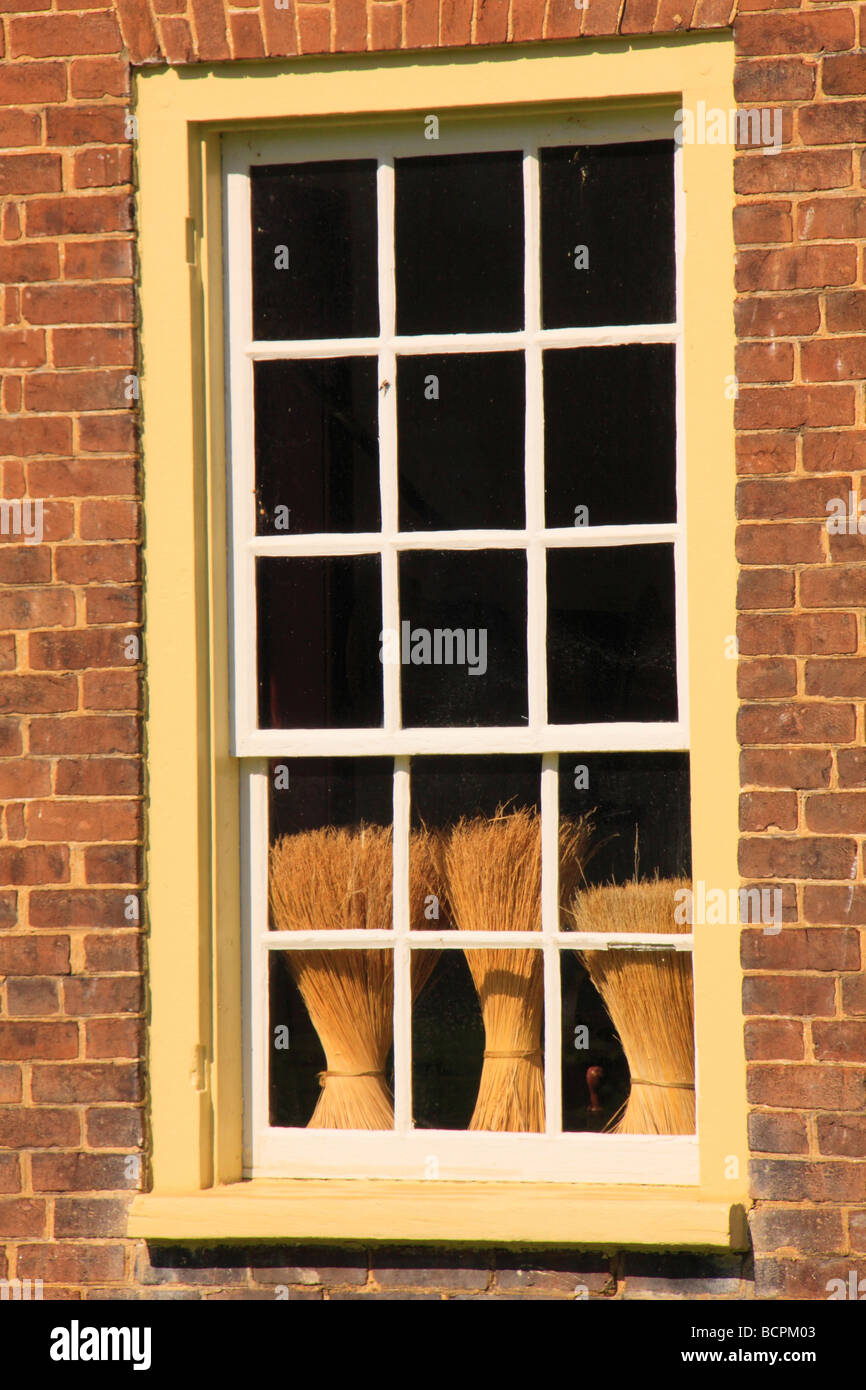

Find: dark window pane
<box><xmin>547</xmin><ymin>545</ymin><xmax>677</xmax><ymax>723</ymax></box>
<box><xmin>397</xmin><ymin>353</ymin><xmax>525</xmax><ymax>530</ymax></box>
<box><xmin>257</xmin><ymin>555</ymin><xmax>383</xmax><ymax>728</ymax></box>
<box><xmin>395</xmin><ymin>152</ymin><xmax>524</xmax><ymax>334</ymax></box>
<box><xmin>251</xmin><ymin>160</ymin><xmax>378</xmax><ymax>340</ymax></box>
<box><xmin>412</xmin><ymin>950</ymin><xmax>483</xmax><ymax>1129</ymax></box>
<box><xmin>398</xmin><ymin>550</ymin><xmax>527</xmax><ymax>727</ymax></box>
<box><xmin>269</xmin><ymin>757</ymin><xmax>393</xmax><ymax>841</ymax></box>
<box><xmin>254</xmin><ymin>359</ymin><xmax>380</xmax><ymax>534</ymax></box>
<box><xmin>559</xmin><ymin>752</ymin><xmax>691</xmax><ymax>886</ymax></box>
<box><xmin>540</xmin><ymin>141</ymin><xmax>675</xmax><ymax>328</ymax></box>
<box><xmin>269</xmin><ymin>950</ymin><xmax>327</xmax><ymax>1127</ymax></box>
<box><xmin>544</xmin><ymin>345</ymin><xmax>676</xmax><ymax>528</ymax></box>
<box><xmin>561</xmin><ymin>952</ymin><xmax>629</xmax><ymax>1133</ymax></box>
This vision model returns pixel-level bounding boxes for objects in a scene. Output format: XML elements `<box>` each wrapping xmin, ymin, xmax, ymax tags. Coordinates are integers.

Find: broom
<box><xmin>568</xmin><ymin>878</ymin><xmax>695</xmax><ymax>1135</ymax></box>
<box><xmin>444</xmin><ymin>807</ymin><xmax>594</xmax><ymax>1132</ymax></box>
<box><xmin>268</xmin><ymin>823</ymin><xmax>443</xmax><ymax>1129</ymax></box>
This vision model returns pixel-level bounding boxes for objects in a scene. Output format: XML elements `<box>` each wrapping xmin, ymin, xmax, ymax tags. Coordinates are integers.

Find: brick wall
<box><xmin>0</xmin><ymin>0</ymin><xmax>863</xmax><ymax>1301</ymax></box>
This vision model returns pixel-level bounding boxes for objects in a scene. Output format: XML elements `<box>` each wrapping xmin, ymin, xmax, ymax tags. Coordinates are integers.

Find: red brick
<box><xmin>25</xmin><ymin>369</ymin><xmax>129</xmax><ymax>414</ymax></box>
<box><xmin>737</xmin><ymin>523</ymin><xmax>824</xmax><ymax>564</ymax></box>
<box><xmin>733</xmin><ymin>203</ymin><xmax>792</xmax><ymax>246</ymax></box>
<box><xmin>72</xmin><ymin>147</ymin><xmax>132</xmax><ymax>191</ymax></box>
<box><xmin>750</xmin><ymin>1207</ymin><xmax>845</xmax><ymax>1255</ymax></box>
<box><xmin>80</xmin><ymin>499</ymin><xmax>139</xmax><ymax>539</ymax></box>
<box><xmin>0</xmin><ymin>61</ymin><xmax>66</xmax><ymax>104</ymax></box>
<box><xmin>802</xmin><ymin>429</ymin><xmax>866</xmax><ymax>472</ymax></box>
<box><xmin>735</xmin><ymin>150</ymin><xmax>851</xmax><ymax>196</ymax></box>
<box><xmin>69</xmin><ymin>57</ymin><xmax>129</xmax><ymax>99</ymax></box>
<box><xmin>54</xmin><ymin>1197</ymin><xmax>129</xmax><ymax>1237</ymax></box>
<box><xmin>29</xmin><ymin>630</ymin><xmax>128</xmax><ymax>672</ymax></box>
<box><xmin>738</xmin><ymin>476</ymin><xmax>852</xmax><ymax>521</ymax></box>
<box><xmin>739</xmin><ymin>835</ymin><xmax>856</xmax><ymax>879</ymax></box>
<box><xmin>297</xmin><ymin>3</ymin><xmax>331</xmax><ymax>53</ymax></box>
<box><xmin>29</xmin><ymin>716</ymin><xmax>138</xmax><ymax>755</ymax></box>
<box><xmin>28</xmin><ymin>458</ymin><xmax>136</xmax><ymax>497</ymax></box>
<box><xmin>745</xmin><ymin>1019</ymin><xmax>804</xmax><ymax>1061</ymax></box>
<box><xmin>0</xmin><ymin>935</ymin><xmax>69</xmax><ymax>975</ymax></box>
<box><xmin>190</xmin><ymin>0</ymin><xmax>231</xmax><ymax>59</ymax></box>
<box><xmin>84</xmin><ymin>1019</ymin><xmax>143</xmax><ymax>1059</ymax></box>
<box><xmin>0</xmin><ymin>676</ymin><xmax>77</xmax><ymax>714</ymax></box>
<box><xmin>748</xmin><ymin>1110</ymin><xmax>808</xmax><ymax>1154</ymax></box>
<box><xmin>54</xmin><ymin>757</ymin><xmax>140</xmax><ymax>797</ymax></box>
<box><xmin>229</xmin><ymin>11</ymin><xmax>266</xmax><ymax>57</ymax></box>
<box><xmin>736</xmin><ymin>386</ymin><xmax>854</xmax><ymax>430</ymax></box>
<box><xmin>0</xmin><ymin>244</ymin><xmax>59</xmax><ymax>283</ymax></box>
<box><xmin>738</xmin><ymin>657</ymin><xmax>796</xmax><ymax>700</ymax></box>
<box><xmin>842</xmin><ymin>972</ymin><xmax>866</xmax><ymax>1014</ymax></box>
<box><xmin>799</xmin><ymin>197</ymin><xmax>866</xmax><ymax>242</ymax></box>
<box><xmin>27</xmin><ymin>799</ymin><xmax>140</xmax><ymax>843</ymax></box>
<box><xmin>55</xmin><ymin>544</ymin><xmax>137</xmax><ymax>584</ymax></box>
<box><xmin>83</xmin><ymin>933</ymin><xmax>141</xmax><ymax>972</ymax></box>
<box><xmin>801</xmin><ymin>568</ymin><xmax>866</xmax><ymax>608</ymax></box>
<box><xmin>77</xmin><ymin>414</ymin><xmax>136</xmax><ymax>453</ymax></box>
<box><xmin>748</xmin><ymin>1064</ymin><xmax>866</xmax><ymax>1110</ymax></box>
<box><xmin>260</xmin><ymin>1</ymin><xmax>297</xmax><ymax>56</ymax></box>
<box><xmin>370</xmin><ymin>1</ymin><xmax>403</xmax><ymax>48</ymax></box>
<box><xmin>581</xmin><ymin>0</ymin><xmax>622</xmax><ymax>36</ymax></box>
<box><xmin>0</xmin><ymin>717</ymin><xmax>23</xmax><ymax>755</ymax></box>
<box><xmin>0</xmin><ymin>1100</ymin><xmax>78</xmax><ymax>1145</ymax></box>
<box><xmin>158</xmin><ymin>16</ymin><xmax>195</xmax><ymax>63</ymax></box>
<box><xmin>6</xmin><ymin>978</ymin><xmax>60</xmax><ymax>1015</ymax></box>
<box><xmin>84</xmin><ymin>845</ymin><xmax>140</xmax><ymax>885</ymax></box>
<box><xmin>45</xmin><ymin>105</ymin><xmax>126</xmax><ymax>147</ymax></box>
<box><xmin>0</xmin><ymin>326</ymin><xmax>45</xmax><ymax>368</ymax></box>
<box><xmin>805</xmin><ymin>659</ymin><xmax>866</xmax><ymax>697</ymax></box>
<box><xmin>29</xmin><ymin>888</ymin><xmax>134</xmax><ymax>928</ymax></box>
<box><xmin>0</xmin><ymin>1153</ymin><xmax>21</xmax><ymax>1192</ymax></box>
<box><xmin>85</xmin><ymin>587</ymin><xmax>140</xmax><ymax>626</ymax></box>
<box><xmin>737</xmin><ymin>246</ymin><xmax>856</xmax><ymax>295</ymax></box>
<box><xmin>17</xmin><ymin>1242</ymin><xmax>124</xmax><ymax>1283</ymax></box>
<box><xmin>0</xmin><ymin>110</ymin><xmax>42</xmax><ymax>147</ymax></box>
<box><xmin>405</xmin><ymin>0</ymin><xmax>439</xmax><ymax>46</ymax></box>
<box><xmin>0</xmin><ymin>152</ymin><xmax>62</xmax><ymax>195</ymax></box>
<box><xmin>803</xmin><ymin>337</ymin><xmax>866</xmax><ymax>382</ymax></box>
<box><xmin>85</xmin><ymin>1106</ymin><xmax>142</xmax><ymax>1149</ymax></box>
<box><xmin>740</xmin><ymin>790</ymin><xmax>798</xmax><ymax>832</ymax></box>
<box><xmin>32</xmin><ymin>1062</ymin><xmax>140</xmax><ymax>1101</ymax></box>
<box><xmin>63</xmin><ymin>239</ymin><xmax>133</xmax><ymax>280</ymax></box>
<box><xmin>114</xmin><ymin>0</ymin><xmax>160</xmax><ymax>62</ymax></box>
<box><xmin>545</xmin><ymin>0</ymin><xmax>583</xmax><ymax>37</ymax></box>
<box><xmin>0</xmin><ymin>1198</ymin><xmax>46</xmax><ymax>1238</ymax></box>
<box><xmin>743</xmin><ymin>975</ymin><xmax>836</xmax><ymax>1017</ymax></box>
<box><xmin>804</xmin><ymin>884</ymin><xmax>866</xmax><ymax>926</ymax></box>
<box><xmin>0</xmin><ymin>590</ymin><xmax>74</xmax><ymax>630</ymax></box>
<box><xmin>440</xmin><ymin>0</ymin><xmax>472</xmax><ymax>44</ymax></box>
<box><xmin>82</xmin><ymin>671</ymin><xmax>140</xmax><ymax>710</ymax></box>
<box><xmin>739</xmin><ymin>703</ymin><xmax>854</xmax><ymax>747</ymax></box>
<box><xmin>30</xmin><ymin>1151</ymin><xmax>135</xmax><ymax>1192</ymax></box>
<box><xmin>737</xmin><ymin>612</ymin><xmax>857</xmax><ymax>655</ymax></box>
<box><xmin>0</xmin><ymin>1021</ymin><xmax>77</xmax><ymax>1060</ymax></box>
<box><xmin>737</xmin><ymin>568</ymin><xmax>795</xmax><ymax>609</ymax></box>
<box><xmin>0</xmin><ymin>414</ymin><xmax>71</xmax><ymax>455</ymax></box>
<box><xmin>735</xmin><ymin>12</ymin><xmax>856</xmax><ymax>59</ymax></box>
<box><xmin>23</xmin><ymin>284</ymin><xmax>133</xmax><ymax>324</ymax></box>
<box><xmin>823</xmin><ymin>54</ymin><xmax>866</xmax><ymax>96</ymax></box>
<box><xmin>736</xmin><ymin>433</ymin><xmax>797</xmax><ymax>474</ymax></box>
<box><xmin>799</xmin><ymin>100</ymin><xmax>866</xmax><ymax>146</ymax></box>
<box><xmin>654</xmin><ymin>0</ymin><xmax>696</xmax><ymax>33</ymax></box>
<box><xmin>816</xmin><ymin>1114</ymin><xmax>866</xmax><ymax>1157</ymax></box>
<box><xmin>10</xmin><ymin>11</ymin><xmax>121</xmax><ymax>57</ymax></box>
<box><xmin>0</xmin><ymin>1066</ymin><xmax>21</xmax><ymax>1104</ymax></box>
<box><xmin>0</xmin><ymin>758</ymin><xmax>51</xmax><ymax>797</ymax></box>
<box><xmin>736</xmin><ymin>341</ymin><xmax>793</xmax><ymax>383</ymax></box>
<box><xmin>837</xmin><ymin>749</ymin><xmax>866</xmax><ymax>787</ymax></box>
<box><xmin>812</xmin><ymin>1021</ymin><xmax>866</xmax><ymax>1063</ymax></box>
<box><xmin>735</xmin><ymin>59</ymin><xmax>816</xmax><ymax>104</ymax></box>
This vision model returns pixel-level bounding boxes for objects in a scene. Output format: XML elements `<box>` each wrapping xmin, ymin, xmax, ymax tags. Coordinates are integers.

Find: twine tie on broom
<box><xmin>629</xmin><ymin>1077</ymin><xmax>694</xmax><ymax>1090</ymax></box>
<box><xmin>483</xmin><ymin>1050</ymin><xmax>541</xmax><ymax>1060</ymax></box>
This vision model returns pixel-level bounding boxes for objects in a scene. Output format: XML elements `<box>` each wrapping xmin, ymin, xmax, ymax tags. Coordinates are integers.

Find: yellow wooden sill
<box><xmin>128</xmin><ymin>1182</ymin><xmax>750</xmax><ymax>1249</ymax></box>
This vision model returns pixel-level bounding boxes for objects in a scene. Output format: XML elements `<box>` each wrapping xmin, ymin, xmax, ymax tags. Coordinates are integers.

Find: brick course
<box><xmin>0</xmin><ymin>0</ymin><xmax>864</xmax><ymax>1301</ymax></box>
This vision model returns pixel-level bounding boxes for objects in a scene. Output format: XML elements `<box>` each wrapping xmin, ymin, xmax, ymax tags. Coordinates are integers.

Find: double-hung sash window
<box><xmin>225</xmin><ymin>109</ymin><xmax>697</xmax><ymax>1184</ymax></box>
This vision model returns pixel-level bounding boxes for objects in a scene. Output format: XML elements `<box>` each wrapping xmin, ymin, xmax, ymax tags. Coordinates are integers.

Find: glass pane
<box><xmin>257</xmin><ymin>555</ymin><xmax>383</xmax><ymax>728</ymax></box>
<box><xmin>251</xmin><ymin>160</ymin><xmax>378</xmax><ymax>340</ymax></box>
<box><xmin>268</xmin><ymin>756</ymin><xmax>393</xmax><ymax>842</ymax></box>
<box><xmin>561</xmin><ymin>951</ymin><xmax>629</xmax><ymax>1133</ymax></box>
<box><xmin>397</xmin><ymin>352</ymin><xmax>525</xmax><ymax>530</ymax></box>
<box><xmin>412</xmin><ymin>950</ymin><xmax>482</xmax><ymax>1130</ymax></box>
<box><xmin>254</xmin><ymin>358</ymin><xmax>380</xmax><ymax>535</ymax></box>
<box><xmin>268</xmin><ymin>948</ymin><xmax>395</xmax><ymax>1129</ymax></box>
<box><xmin>398</xmin><ymin>550</ymin><xmax>527</xmax><ymax>727</ymax></box>
<box><xmin>394</xmin><ymin>151</ymin><xmax>524</xmax><ymax>334</ymax></box>
<box><xmin>540</xmin><ymin>140</ymin><xmax>675</xmax><ymax>328</ymax></box>
<box><xmin>410</xmin><ymin>754</ymin><xmax>541</xmax><ymax>930</ymax></box>
<box><xmin>559</xmin><ymin>752</ymin><xmax>691</xmax><ymax>887</ymax></box>
<box><xmin>546</xmin><ymin>545</ymin><xmax>677</xmax><ymax>723</ymax></box>
<box><xmin>544</xmin><ymin>345</ymin><xmax>676</xmax><ymax>528</ymax></box>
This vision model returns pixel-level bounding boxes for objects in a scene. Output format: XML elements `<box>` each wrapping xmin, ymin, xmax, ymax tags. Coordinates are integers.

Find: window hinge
<box><xmin>190</xmin><ymin>1044</ymin><xmax>209</xmax><ymax>1092</ymax></box>
<box><xmin>185</xmin><ymin>217</ymin><xmax>198</xmax><ymax>266</ymax></box>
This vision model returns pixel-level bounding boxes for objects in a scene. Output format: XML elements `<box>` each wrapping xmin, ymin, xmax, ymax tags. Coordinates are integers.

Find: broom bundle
<box><xmin>568</xmin><ymin>878</ymin><xmax>695</xmax><ymax>1135</ymax></box>
<box><xmin>268</xmin><ymin>823</ymin><xmax>443</xmax><ymax>1130</ymax></box>
<box><xmin>444</xmin><ymin>807</ymin><xmax>594</xmax><ymax>1132</ymax></box>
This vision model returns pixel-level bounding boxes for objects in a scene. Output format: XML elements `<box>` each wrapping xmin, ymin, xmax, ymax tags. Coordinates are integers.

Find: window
<box><xmin>225</xmin><ymin>113</ymin><xmax>697</xmax><ymax>1183</ymax></box>
<box><xmin>133</xmin><ymin>40</ymin><xmax>744</xmax><ymax>1243</ymax></box>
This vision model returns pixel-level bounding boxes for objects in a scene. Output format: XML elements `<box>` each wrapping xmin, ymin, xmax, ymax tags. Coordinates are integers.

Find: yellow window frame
<box><xmin>131</xmin><ymin>33</ymin><xmax>747</xmax><ymax>1246</ymax></box>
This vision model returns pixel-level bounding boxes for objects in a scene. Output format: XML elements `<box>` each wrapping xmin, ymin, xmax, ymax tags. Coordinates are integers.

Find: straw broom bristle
<box><xmin>268</xmin><ymin>823</ymin><xmax>443</xmax><ymax>1129</ymax></box>
<box><xmin>568</xmin><ymin>878</ymin><xmax>695</xmax><ymax>1135</ymax></box>
<box><xmin>445</xmin><ymin>807</ymin><xmax>594</xmax><ymax>1133</ymax></box>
